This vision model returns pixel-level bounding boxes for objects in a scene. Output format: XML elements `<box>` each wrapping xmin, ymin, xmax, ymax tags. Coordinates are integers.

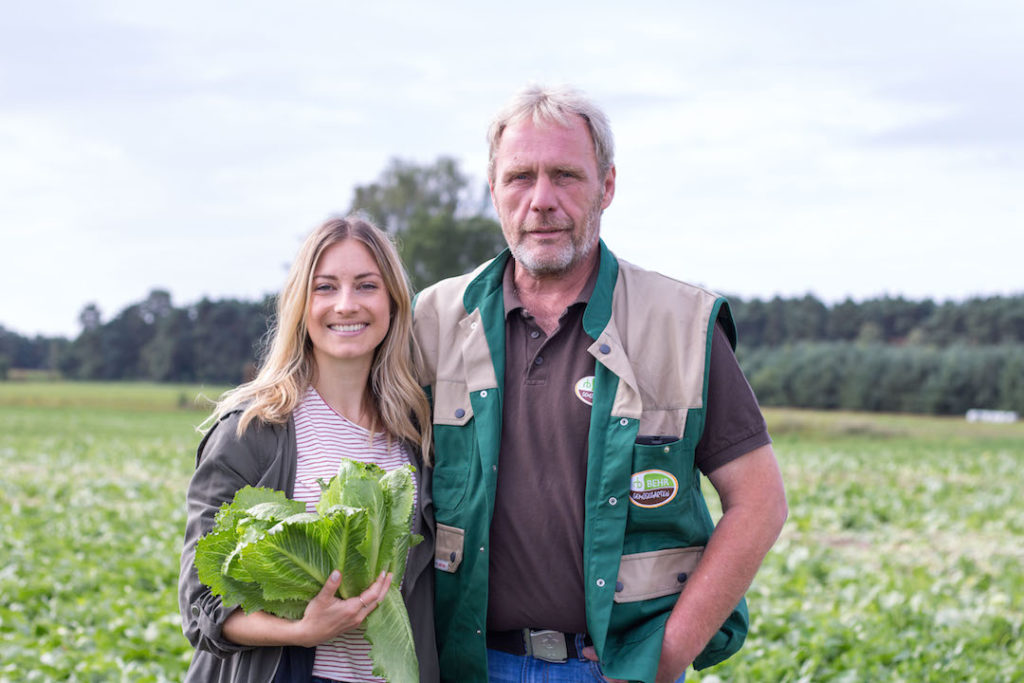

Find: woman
<box><xmin>178</xmin><ymin>216</ymin><xmax>438</xmax><ymax>683</ymax></box>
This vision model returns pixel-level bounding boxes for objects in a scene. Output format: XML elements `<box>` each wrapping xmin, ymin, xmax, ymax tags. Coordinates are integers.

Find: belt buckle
<box><xmin>523</xmin><ymin>628</ymin><xmax>568</xmax><ymax>663</ymax></box>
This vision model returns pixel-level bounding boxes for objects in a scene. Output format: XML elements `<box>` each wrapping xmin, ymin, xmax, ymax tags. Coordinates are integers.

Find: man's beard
<box><xmin>506</xmin><ymin>198</ymin><xmax>603</xmax><ymax>278</ymax></box>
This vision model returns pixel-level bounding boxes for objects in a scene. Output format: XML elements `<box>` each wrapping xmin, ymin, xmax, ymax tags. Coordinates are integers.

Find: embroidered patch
<box><xmin>629</xmin><ymin>469</ymin><xmax>679</xmax><ymax>508</ymax></box>
<box><xmin>574</xmin><ymin>376</ymin><xmax>595</xmax><ymax>406</ymax></box>
<box><xmin>434</xmin><ymin>558</ymin><xmax>452</xmax><ymax>572</ymax></box>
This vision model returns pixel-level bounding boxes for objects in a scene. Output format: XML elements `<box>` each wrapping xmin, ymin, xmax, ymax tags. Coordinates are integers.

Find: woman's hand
<box><xmin>222</xmin><ymin>569</ymin><xmax>393</xmax><ymax>648</ymax></box>
<box><xmin>293</xmin><ymin>570</ymin><xmax>393</xmax><ymax>647</ymax></box>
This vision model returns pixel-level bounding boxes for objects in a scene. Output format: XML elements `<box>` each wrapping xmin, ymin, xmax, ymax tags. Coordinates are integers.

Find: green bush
<box><xmin>743</xmin><ymin>343</ymin><xmax>1024</xmax><ymax>415</ymax></box>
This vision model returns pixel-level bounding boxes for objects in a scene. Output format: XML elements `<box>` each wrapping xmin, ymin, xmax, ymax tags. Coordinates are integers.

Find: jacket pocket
<box><xmin>434</xmin><ymin>523</ymin><xmax>465</xmax><ymax>573</ymax></box>
<box><xmin>613</xmin><ymin>546</ymin><xmax>703</xmax><ymax>603</ymax></box>
<box><xmin>431</xmin><ymin>379</ymin><xmax>475</xmax><ymax>511</ymax></box>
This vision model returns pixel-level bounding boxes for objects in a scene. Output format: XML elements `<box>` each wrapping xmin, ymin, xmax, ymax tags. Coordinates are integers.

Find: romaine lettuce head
<box><xmin>194</xmin><ymin>457</ymin><xmax>421</xmax><ymax>682</ymax></box>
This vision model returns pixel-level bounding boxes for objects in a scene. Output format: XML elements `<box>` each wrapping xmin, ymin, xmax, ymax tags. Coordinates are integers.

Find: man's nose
<box><xmin>529</xmin><ymin>175</ymin><xmax>557</xmax><ymax>213</ymax></box>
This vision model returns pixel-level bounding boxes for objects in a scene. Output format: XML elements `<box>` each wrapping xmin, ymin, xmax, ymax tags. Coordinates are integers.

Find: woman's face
<box><xmin>306</xmin><ymin>239</ymin><xmax>392</xmax><ymax>372</ymax></box>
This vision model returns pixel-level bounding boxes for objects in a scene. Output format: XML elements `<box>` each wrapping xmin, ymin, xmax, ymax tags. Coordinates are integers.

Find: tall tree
<box><xmin>348</xmin><ymin>157</ymin><xmax>506</xmax><ymax>290</ymax></box>
<box><xmin>190</xmin><ymin>297</ymin><xmax>273</xmax><ymax>383</ymax></box>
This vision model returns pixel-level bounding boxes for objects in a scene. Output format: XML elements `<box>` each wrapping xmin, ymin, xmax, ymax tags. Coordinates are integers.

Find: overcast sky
<box><xmin>2</xmin><ymin>0</ymin><xmax>1022</xmax><ymax>338</ymax></box>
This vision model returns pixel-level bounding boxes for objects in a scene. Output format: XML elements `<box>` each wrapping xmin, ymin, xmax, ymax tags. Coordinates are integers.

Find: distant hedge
<box><xmin>740</xmin><ymin>343</ymin><xmax>1024</xmax><ymax>415</ymax></box>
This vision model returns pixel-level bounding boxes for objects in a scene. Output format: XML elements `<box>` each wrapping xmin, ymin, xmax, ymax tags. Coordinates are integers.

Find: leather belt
<box><xmin>486</xmin><ymin>629</ymin><xmax>591</xmax><ymax>663</ymax></box>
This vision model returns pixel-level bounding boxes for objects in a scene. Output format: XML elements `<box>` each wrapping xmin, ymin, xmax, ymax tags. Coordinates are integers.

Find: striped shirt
<box><xmin>292</xmin><ymin>385</ymin><xmax>411</xmax><ymax>683</ymax></box>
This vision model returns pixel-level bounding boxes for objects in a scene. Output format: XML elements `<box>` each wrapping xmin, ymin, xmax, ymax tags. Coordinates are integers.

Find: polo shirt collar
<box><xmin>500</xmin><ymin>254</ymin><xmax>600</xmax><ymax>320</ymax></box>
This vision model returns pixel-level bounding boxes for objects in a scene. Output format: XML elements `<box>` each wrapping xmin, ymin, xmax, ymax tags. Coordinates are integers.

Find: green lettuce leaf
<box><xmin>365</xmin><ymin>586</ymin><xmax>418</xmax><ymax>683</ymax></box>
<box><xmin>194</xmin><ymin>458</ymin><xmax>421</xmax><ymax>682</ymax></box>
<box><xmin>378</xmin><ymin>466</ymin><xmax>419</xmax><ymax>578</ymax></box>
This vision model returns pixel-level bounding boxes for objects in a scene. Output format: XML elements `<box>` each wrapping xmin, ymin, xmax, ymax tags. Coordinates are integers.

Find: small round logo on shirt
<box><xmin>629</xmin><ymin>469</ymin><xmax>679</xmax><ymax>508</ymax></box>
<box><xmin>574</xmin><ymin>376</ymin><xmax>595</xmax><ymax>406</ymax></box>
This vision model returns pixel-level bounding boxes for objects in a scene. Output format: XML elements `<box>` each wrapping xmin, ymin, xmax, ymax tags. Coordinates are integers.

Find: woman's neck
<box><xmin>311</xmin><ymin>361</ymin><xmax>375</xmax><ymax>429</ymax></box>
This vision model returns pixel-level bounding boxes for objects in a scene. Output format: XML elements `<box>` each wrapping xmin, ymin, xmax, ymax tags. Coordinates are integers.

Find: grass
<box><xmin>0</xmin><ymin>382</ymin><xmax>222</xmax><ymax>682</ymax></box>
<box><xmin>0</xmin><ymin>380</ymin><xmax>227</xmax><ymax>411</ymax></box>
<box><xmin>1</xmin><ymin>384</ymin><xmax>1022</xmax><ymax>681</ymax></box>
<box><xmin>695</xmin><ymin>408</ymin><xmax>1024</xmax><ymax>683</ymax></box>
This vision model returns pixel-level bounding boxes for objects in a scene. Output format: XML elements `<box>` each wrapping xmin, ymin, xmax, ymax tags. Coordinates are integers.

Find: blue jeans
<box><xmin>486</xmin><ymin>636</ymin><xmax>686</xmax><ymax>682</ymax></box>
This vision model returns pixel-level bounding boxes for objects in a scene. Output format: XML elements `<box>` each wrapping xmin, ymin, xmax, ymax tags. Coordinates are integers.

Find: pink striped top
<box><xmin>292</xmin><ymin>385</ymin><xmax>411</xmax><ymax>683</ymax></box>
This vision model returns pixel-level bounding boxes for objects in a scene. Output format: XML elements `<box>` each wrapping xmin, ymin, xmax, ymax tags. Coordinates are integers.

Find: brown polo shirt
<box><xmin>486</xmin><ymin>259</ymin><xmax>770</xmax><ymax>634</ymax></box>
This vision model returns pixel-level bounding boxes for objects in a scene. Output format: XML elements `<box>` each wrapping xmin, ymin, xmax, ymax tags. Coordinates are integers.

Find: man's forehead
<box><xmin>495</xmin><ymin>116</ymin><xmax>597</xmax><ymax>162</ymax></box>
<box><xmin>502</xmin><ymin>113</ymin><xmax>588</xmax><ymax>138</ymax></box>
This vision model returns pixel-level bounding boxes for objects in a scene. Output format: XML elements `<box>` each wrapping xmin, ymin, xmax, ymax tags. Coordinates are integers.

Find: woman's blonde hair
<box><xmin>206</xmin><ymin>215</ymin><xmax>432</xmax><ymax>462</ymax></box>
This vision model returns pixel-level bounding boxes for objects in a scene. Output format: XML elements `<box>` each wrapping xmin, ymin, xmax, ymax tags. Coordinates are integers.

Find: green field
<box><xmin>1</xmin><ymin>382</ymin><xmax>1022</xmax><ymax>682</ymax></box>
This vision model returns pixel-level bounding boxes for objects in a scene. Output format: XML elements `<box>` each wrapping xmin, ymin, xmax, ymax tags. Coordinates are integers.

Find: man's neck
<box><xmin>512</xmin><ymin>250</ymin><xmax>599</xmax><ymax>335</ymax></box>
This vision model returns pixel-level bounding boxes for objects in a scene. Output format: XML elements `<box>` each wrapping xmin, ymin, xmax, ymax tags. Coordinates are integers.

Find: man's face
<box><xmin>489</xmin><ymin>115</ymin><xmax>615</xmax><ymax>278</ymax></box>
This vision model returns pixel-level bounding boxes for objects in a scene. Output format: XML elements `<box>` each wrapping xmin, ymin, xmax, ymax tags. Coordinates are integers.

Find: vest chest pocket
<box><xmin>624</xmin><ymin>437</ymin><xmax>697</xmax><ymax>543</ymax></box>
<box><xmin>431</xmin><ymin>380</ymin><xmax>475</xmax><ymax>511</ymax></box>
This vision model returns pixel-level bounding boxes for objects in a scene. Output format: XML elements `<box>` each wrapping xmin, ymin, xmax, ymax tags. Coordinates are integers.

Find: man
<box><xmin>413</xmin><ymin>85</ymin><xmax>787</xmax><ymax>683</ymax></box>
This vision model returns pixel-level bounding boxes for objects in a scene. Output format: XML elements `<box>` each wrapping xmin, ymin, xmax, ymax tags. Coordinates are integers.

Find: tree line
<box><xmin>728</xmin><ymin>294</ymin><xmax>1024</xmax><ymax>348</ymax></box>
<box><xmin>738</xmin><ymin>342</ymin><xmax>1023</xmax><ymax>415</ymax></box>
<box><xmin>2</xmin><ymin>156</ymin><xmax>1021</xmax><ymax>415</ymax></box>
<box><xmin>5</xmin><ymin>289</ymin><xmax>1023</xmax><ymax>415</ymax></box>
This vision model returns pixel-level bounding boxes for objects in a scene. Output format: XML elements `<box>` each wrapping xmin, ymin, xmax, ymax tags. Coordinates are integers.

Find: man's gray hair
<box><xmin>486</xmin><ymin>84</ymin><xmax>615</xmax><ymax>182</ymax></box>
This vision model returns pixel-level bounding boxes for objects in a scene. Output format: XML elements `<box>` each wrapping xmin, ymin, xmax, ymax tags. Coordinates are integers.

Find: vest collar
<box><xmin>462</xmin><ymin>240</ymin><xmax>619</xmax><ymax>340</ymax></box>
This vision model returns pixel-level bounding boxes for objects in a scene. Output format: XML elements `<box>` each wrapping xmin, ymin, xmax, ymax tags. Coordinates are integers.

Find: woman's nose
<box><xmin>333</xmin><ymin>287</ymin><xmax>359</xmax><ymax>312</ymax></box>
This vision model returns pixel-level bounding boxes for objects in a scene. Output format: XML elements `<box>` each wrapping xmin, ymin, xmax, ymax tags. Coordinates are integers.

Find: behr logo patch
<box><xmin>574</xmin><ymin>376</ymin><xmax>595</xmax><ymax>406</ymax></box>
<box><xmin>629</xmin><ymin>469</ymin><xmax>679</xmax><ymax>508</ymax></box>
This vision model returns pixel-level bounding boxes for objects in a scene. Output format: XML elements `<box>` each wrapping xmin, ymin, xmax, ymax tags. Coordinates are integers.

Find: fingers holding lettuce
<box><xmin>221</xmin><ymin>568</ymin><xmax>393</xmax><ymax>649</ymax></box>
<box><xmin>289</xmin><ymin>567</ymin><xmax>394</xmax><ymax>648</ymax></box>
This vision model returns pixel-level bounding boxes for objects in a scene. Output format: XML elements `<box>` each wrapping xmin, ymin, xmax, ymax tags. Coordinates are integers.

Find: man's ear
<box><xmin>601</xmin><ymin>165</ymin><xmax>617</xmax><ymax>210</ymax></box>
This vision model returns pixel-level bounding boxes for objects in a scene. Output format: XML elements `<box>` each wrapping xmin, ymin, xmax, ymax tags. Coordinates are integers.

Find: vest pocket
<box><xmin>431</xmin><ymin>380</ymin><xmax>475</xmax><ymax>511</ymax></box>
<box><xmin>613</xmin><ymin>546</ymin><xmax>703</xmax><ymax>603</ymax></box>
<box><xmin>627</xmin><ymin>438</ymin><xmax>694</xmax><ymax>513</ymax></box>
<box><xmin>434</xmin><ymin>523</ymin><xmax>465</xmax><ymax>573</ymax></box>
<box><xmin>432</xmin><ymin>424</ymin><xmax>473</xmax><ymax>511</ymax></box>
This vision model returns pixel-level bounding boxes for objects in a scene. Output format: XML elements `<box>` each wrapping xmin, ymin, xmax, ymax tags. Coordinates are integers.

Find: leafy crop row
<box><xmin>1</xmin><ymin>385</ymin><xmax>1021</xmax><ymax>681</ymax></box>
